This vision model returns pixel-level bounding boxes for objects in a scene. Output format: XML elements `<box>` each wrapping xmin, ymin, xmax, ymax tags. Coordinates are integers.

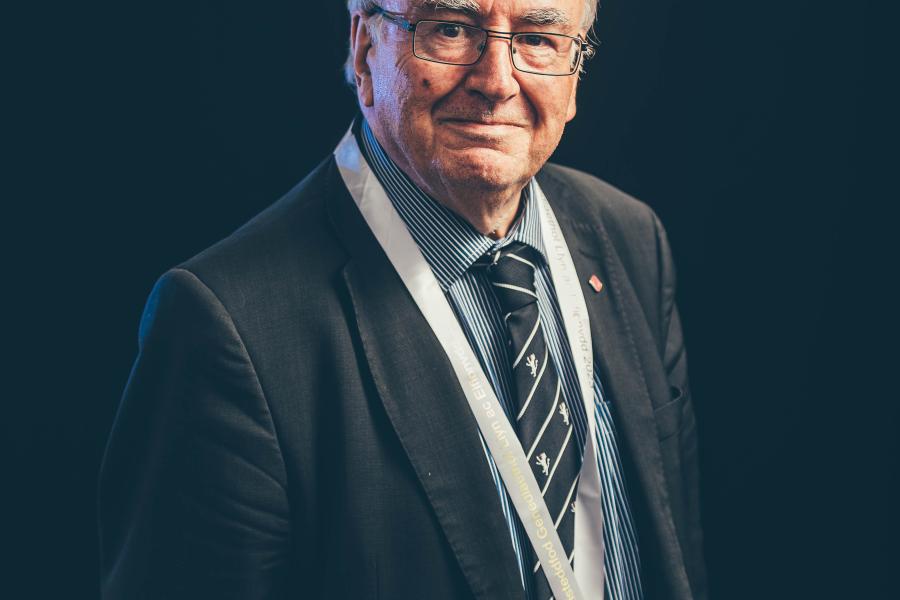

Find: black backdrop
<box><xmin>7</xmin><ymin>1</ymin><xmax>897</xmax><ymax>598</ymax></box>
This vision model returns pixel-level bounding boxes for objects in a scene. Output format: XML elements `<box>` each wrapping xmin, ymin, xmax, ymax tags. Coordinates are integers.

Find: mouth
<box><xmin>439</xmin><ymin>117</ymin><xmax>526</xmax><ymax>128</ymax></box>
<box><xmin>438</xmin><ymin>118</ymin><xmax>527</xmax><ymax>141</ymax></box>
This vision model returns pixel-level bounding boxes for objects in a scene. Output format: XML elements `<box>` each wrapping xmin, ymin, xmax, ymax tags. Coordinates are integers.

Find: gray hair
<box><xmin>344</xmin><ymin>0</ymin><xmax>599</xmax><ymax>86</ymax></box>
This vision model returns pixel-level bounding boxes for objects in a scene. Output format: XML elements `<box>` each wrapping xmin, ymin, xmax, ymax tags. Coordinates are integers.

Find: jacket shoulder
<box><xmin>537</xmin><ymin>162</ymin><xmax>676</xmax><ymax>336</ymax></box>
<box><xmin>537</xmin><ymin>162</ymin><xmax>664</xmax><ymax>257</ymax></box>
<box><xmin>539</xmin><ymin>162</ymin><xmax>657</xmax><ymax>224</ymax></box>
<box><xmin>179</xmin><ymin>156</ymin><xmax>345</xmax><ymax>283</ymax></box>
<box><xmin>148</xmin><ymin>156</ymin><xmax>351</xmax><ymax>343</ymax></box>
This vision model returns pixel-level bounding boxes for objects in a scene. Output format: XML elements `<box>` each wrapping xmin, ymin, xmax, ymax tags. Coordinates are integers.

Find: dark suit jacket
<box><xmin>99</xmin><ymin>155</ymin><xmax>707</xmax><ymax>599</ymax></box>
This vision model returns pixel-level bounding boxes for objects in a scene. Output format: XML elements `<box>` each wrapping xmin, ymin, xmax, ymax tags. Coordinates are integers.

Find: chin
<box><xmin>434</xmin><ymin>148</ymin><xmax>528</xmax><ymax>191</ymax></box>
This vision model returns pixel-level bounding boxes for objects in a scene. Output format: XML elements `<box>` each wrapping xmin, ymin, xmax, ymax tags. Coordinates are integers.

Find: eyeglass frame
<box><xmin>367</xmin><ymin>5</ymin><xmax>596</xmax><ymax>77</ymax></box>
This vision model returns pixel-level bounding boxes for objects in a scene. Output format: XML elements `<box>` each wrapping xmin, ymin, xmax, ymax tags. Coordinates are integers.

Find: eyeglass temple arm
<box><xmin>581</xmin><ymin>39</ymin><xmax>599</xmax><ymax>59</ymax></box>
<box><xmin>369</xmin><ymin>6</ymin><xmax>416</xmax><ymax>32</ymax></box>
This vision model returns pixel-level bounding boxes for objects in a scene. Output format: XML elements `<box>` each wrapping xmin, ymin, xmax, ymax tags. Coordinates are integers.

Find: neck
<box><xmin>437</xmin><ymin>184</ymin><xmax>526</xmax><ymax>240</ymax></box>
<box><xmin>392</xmin><ymin>151</ymin><xmax>529</xmax><ymax>239</ymax></box>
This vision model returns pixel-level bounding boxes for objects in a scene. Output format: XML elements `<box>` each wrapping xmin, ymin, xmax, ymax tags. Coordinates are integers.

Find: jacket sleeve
<box><xmin>653</xmin><ymin>213</ymin><xmax>709</xmax><ymax>600</ymax></box>
<box><xmin>98</xmin><ymin>268</ymin><xmax>292</xmax><ymax>599</ymax></box>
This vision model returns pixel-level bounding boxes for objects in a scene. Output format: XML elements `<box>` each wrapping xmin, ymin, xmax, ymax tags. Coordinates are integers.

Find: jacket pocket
<box><xmin>654</xmin><ymin>385</ymin><xmax>686</xmax><ymax>441</ymax></box>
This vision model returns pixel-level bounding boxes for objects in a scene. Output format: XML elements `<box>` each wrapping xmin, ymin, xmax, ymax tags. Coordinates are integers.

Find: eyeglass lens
<box><xmin>412</xmin><ymin>21</ymin><xmax>581</xmax><ymax>75</ymax></box>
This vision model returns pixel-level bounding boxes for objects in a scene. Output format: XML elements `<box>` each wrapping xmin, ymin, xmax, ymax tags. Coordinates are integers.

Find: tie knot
<box><xmin>481</xmin><ymin>242</ymin><xmax>541</xmax><ymax>313</ymax></box>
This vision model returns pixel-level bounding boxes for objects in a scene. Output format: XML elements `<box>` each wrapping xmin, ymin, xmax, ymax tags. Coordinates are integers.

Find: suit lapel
<box><xmin>325</xmin><ymin>159</ymin><xmax>524</xmax><ymax>600</ymax></box>
<box><xmin>538</xmin><ymin>170</ymin><xmax>690</xmax><ymax>596</ymax></box>
<box><xmin>568</xmin><ymin>217</ymin><xmax>686</xmax><ymax>558</ymax></box>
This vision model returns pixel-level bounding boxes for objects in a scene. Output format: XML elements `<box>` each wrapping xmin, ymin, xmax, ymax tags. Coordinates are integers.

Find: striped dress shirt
<box><xmin>359</xmin><ymin>120</ymin><xmax>643</xmax><ymax>600</ymax></box>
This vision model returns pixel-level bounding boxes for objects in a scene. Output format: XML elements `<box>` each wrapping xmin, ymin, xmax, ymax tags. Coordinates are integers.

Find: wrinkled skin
<box><xmin>351</xmin><ymin>0</ymin><xmax>586</xmax><ymax>236</ymax></box>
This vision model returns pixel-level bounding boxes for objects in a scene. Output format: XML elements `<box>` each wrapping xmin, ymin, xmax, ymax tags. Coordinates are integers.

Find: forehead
<box><xmin>404</xmin><ymin>0</ymin><xmax>584</xmax><ymax>26</ymax></box>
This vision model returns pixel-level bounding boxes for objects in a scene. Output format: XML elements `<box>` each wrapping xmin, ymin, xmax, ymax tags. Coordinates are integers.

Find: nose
<box><xmin>463</xmin><ymin>35</ymin><xmax>520</xmax><ymax>103</ymax></box>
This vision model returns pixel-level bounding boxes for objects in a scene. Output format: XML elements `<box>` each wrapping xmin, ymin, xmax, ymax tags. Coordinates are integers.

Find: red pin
<box><xmin>588</xmin><ymin>275</ymin><xmax>603</xmax><ymax>293</ymax></box>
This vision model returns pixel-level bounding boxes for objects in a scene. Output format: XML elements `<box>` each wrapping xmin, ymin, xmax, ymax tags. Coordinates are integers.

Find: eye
<box><xmin>437</xmin><ymin>23</ymin><xmax>464</xmax><ymax>38</ymax></box>
<box><xmin>519</xmin><ymin>34</ymin><xmax>551</xmax><ymax>47</ymax></box>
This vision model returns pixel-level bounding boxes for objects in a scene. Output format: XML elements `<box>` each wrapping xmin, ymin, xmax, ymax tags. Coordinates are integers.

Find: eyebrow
<box><xmin>417</xmin><ymin>0</ymin><xmax>482</xmax><ymax>17</ymax></box>
<box><xmin>518</xmin><ymin>8</ymin><xmax>571</xmax><ymax>27</ymax></box>
<box><xmin>414</xmin><ymin>2</ymin><xmax>571</xmax><ymax>28</ymax></box>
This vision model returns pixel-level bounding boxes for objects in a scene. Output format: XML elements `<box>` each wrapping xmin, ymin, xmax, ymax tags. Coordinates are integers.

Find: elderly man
<box><xmin>99</xmin><ymin>1</ymin><xmax>706</xmax><ymax>598</ymax></box>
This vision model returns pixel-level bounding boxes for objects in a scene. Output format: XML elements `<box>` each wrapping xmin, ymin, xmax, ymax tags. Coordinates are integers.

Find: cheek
<box><xmin>371</xmin><ymin>51</ymin><xmax>414</xmax><ymax>109</ymax></box>
<box><xmin>531</xmin><ymin>84</ymin><xmax>576</xmax><ymax>133</ymax></box>
<box><xmin>374</xmin><ymin>69</ymin><xmax>431</xmax><ymax>114</ymax></box>
<box><xmin>520</xmin><ymin>86</ymin><xmax>575</xmax><ymax>162</ymax></box>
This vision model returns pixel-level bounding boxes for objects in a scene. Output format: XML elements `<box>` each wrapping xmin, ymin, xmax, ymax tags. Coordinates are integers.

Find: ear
<box><xmin>351</xmin><ymin>14</ymin><xmax>375</xmax><ymax>107</ymax></box>
<box><xmin>565</xmin><ymin>81</ymin><xmax>578</xmax><ymax>122</ymax></box>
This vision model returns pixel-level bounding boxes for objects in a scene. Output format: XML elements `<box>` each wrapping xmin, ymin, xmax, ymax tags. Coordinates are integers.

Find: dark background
<box><xmin>7</xmin><ymin>0</ymin><xmax>897</xmax><ymax>598</ymax></box>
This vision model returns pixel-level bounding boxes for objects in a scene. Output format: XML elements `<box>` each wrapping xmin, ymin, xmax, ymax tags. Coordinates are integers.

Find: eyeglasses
<box><xmin>369</xmin><ymin>6</ymin><xmax>596</xmax><ymax>77</ymax></box>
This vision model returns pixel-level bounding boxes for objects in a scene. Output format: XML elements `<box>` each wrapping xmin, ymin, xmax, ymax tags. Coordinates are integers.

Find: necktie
<box><xmin>482</xmin><ymin>241</ymin><xmax>582</xmax><ymax>598</ymax></box>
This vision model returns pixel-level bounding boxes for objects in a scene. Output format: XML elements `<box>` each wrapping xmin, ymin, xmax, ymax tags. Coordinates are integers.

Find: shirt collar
<box><xmin>357</xmin><ymin>118</ymin><xmax>547</xmax><ymax>291</ymax></box>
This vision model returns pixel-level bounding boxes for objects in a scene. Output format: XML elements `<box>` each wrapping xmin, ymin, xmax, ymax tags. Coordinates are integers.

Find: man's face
<box><xmin>356</xmin><ymin>0</ymin><xmax>585</xmax><ymax>199</ymax></box>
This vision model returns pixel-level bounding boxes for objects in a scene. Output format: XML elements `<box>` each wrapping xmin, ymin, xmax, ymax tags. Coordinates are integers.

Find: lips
<box><xmin>440</xmin><ymin>117</ymin><xmax>527</xmax><ymax>128</ymax></box>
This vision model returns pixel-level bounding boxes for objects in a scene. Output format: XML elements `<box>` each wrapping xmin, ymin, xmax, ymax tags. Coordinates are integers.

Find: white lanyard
<box><xmin>335</xmin><ymin>127</ymin><xmax>603</xmax><ymax>599</ymax></box>
<box><xmin>533</xmin><ymin>177</ymin><xmax>606</xmax><ymax>599</ymax></box>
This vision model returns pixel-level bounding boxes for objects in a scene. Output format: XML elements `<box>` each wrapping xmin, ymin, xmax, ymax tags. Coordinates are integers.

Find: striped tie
<box><xmin>482</xmin><ymin>241</ymin><xmax>582</xmax><ymax>598</ymax></box>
